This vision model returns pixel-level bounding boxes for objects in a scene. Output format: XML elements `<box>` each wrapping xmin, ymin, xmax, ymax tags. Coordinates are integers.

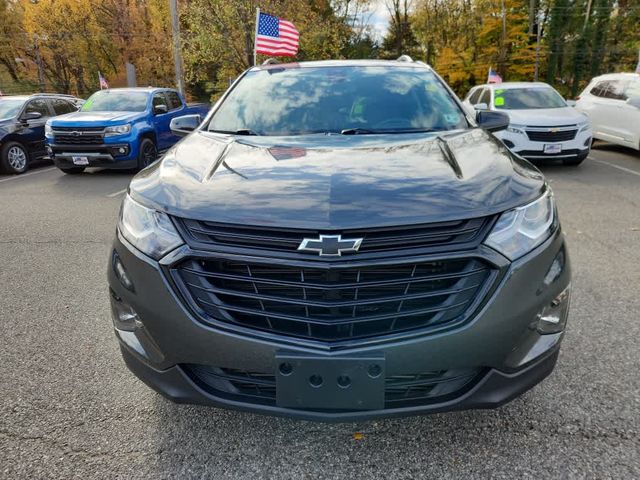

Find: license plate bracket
<box><xmin>72</xmin><ymin>156</ymin><xmax>89</xmax><ymax>166</ymax></box>
<box><xmin>544</xmin><ymin>144</ymin><xmax>562</xmax><ymax>154</ymax></box>
<box><xmin>275</xmin><ymin>352</ymin><xmax>385</xmax><ymax>410</ymax></box>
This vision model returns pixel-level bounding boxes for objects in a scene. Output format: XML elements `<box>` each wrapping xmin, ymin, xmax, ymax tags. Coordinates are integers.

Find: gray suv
<box><xmin>108</xmin><ymin>59</ymin><xmax>571</xmax><ymax>421</ymax></box>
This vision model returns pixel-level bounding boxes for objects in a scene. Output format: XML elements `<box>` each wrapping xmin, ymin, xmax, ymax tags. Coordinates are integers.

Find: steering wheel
<box><xmin>373</xmin><ymin>118</ymin><xmax>413</xmax><ymax>129</ymax></box>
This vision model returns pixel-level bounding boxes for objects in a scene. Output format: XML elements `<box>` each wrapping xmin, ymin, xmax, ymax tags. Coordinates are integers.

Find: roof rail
<box><xmin>32</xmin><ymin>92</ymin><xmax>76</xmax><ymax>97</ymax></box>
<box><xmin>262</xmin><ymin>58</ymin><xmax>280</xmax><ymax>65</ymax></box>
<box><xmin>396</xmin><ymin>55</ymin><xmax>414</xmax><ymax>62</ymax></box>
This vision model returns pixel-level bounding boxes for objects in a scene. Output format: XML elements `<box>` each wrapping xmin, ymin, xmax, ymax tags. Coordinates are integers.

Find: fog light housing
<box><xmin>536</xmin><ymin>285</ymin><xmax>571</xmax><ymax>334</ymax></box>
<box><xmin>110</xmin><ymin>289</ymin><xmax>142</xmax><ymax>332</ymax></box>
<box><xmin>111</xmin><ymin>145</ymin><xmax>130</xmax><ymax>157</ymax></box>
<box><xmin>112</xmin><ymin>251</ymin><xmax>134</xmax><ymax>292</ymax></box>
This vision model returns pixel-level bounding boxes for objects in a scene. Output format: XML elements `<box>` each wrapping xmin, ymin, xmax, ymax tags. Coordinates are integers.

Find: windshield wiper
<box><xmin>340</xmin><ymin>127</ymin><xmax>438</xmax><ymax>135</ymax></box>
<box><xmin>234</xmin><ymin>128</ymin><xmax>259</xmax><ymax>135</ymax></box>
<box><xmin>209</xmin><ymin>128</ymin><xmax>260</xmax><ymax>136</ymax></box>
<box><xmin>340</xmin><ymin>128</ymin><xmax>376</xmax><ymax>135</ymax></box>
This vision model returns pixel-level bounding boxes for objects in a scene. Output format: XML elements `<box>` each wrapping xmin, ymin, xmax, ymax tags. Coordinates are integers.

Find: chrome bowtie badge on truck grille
<box><xmin>297</xmin><ymin>234</ymin><xmax>363</xmax><ymax>256</ymax></box>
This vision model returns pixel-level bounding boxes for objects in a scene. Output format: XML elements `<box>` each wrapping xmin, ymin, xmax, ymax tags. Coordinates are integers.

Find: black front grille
<box><xmin>53</xmin><ymin>127</ymin><xmax>104</xmax><ymax>145</ymax></box>
<box><xmin>183</xmin><ymin>364</ymin><xmax>484</xmax><ymax>409</ymax></box>
<box><xmin>525</xmin><ymin>129</ymin><xmax>577</xmax><ymax>142</ymax></box>
<box><xmin>174</xmin><ymin>256</ymin><xmax>493</xmax><ymax>342</ymax></box>
<box><xmin>175</xmin><ymin>217</ymin><xmax>491</xmax><ymax>255</ymax></box>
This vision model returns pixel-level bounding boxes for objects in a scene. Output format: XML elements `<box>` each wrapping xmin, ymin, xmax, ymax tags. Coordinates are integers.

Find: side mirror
<box><xmin>627</xmin><ymin>97</ymin><xmax>640</xmax><ymax>108</ymax></box>
<box><xmin>22</xmin><ymin>111</ymin><xmax>42</xmax><ymax>121</ymax></box>
<box><xmin>566</xmin><ymin>100</ymin><xmax>577</xmax><ymax>107</ymax></box>
<box><xmin>170</xmin><ymin>114</ymin><xmax>201</xmax><ymax>137</ymax></box>
<box><xmin>153</xmin><ymin>104</ymin><xmax>168</xmax><ymax>115</ymax></box>
<box><xmin>473</xmin><ymin>102</ymin><xmax>489</xmax><ymax>111</ymax></box>
<box><xmin>476</xmin><ymin>110</ymin><xmax>510</xmax><ymax>133</ymax></box>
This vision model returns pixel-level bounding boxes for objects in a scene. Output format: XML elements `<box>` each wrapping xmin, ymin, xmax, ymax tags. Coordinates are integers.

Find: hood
<box><xmin>130</xmin><ymin>129</ymin><xmax>545</xmax><ymax>230</ymax></box>
<box><xmin>49</xmin><ymin>110</ymin><xmax>144</xmax><ymax>126</ymax></box>
<box><xmin>504</xmin><ymin>107</ymin><xmax>588</xmax><ymax>127</ymax></box>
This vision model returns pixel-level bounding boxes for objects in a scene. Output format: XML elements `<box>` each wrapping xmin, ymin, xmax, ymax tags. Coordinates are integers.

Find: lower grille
<box><xmin>525</xmin><ymin>129</ymin><xmax>577</xmax><ymax>142</ymax></box>
<box><xmin>184</xmin><ymin>364</ymin><xmax>484</xmax><ymax>409</ymax></box>
<box><xmin>517</xmin><ymin>149</ymin><xmax>584</xmax><ymax>159</ymax></box>
<box><xmin>174</xmin><ymin>256</ymin><xmax>493</xmax><ymax>342</ymax></box>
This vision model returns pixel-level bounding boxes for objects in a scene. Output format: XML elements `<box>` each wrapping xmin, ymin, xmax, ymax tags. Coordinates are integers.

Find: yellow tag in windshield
<box><xmin>494</xmin><ymin>96</ymin><xmax>505</xmax><ymax>106</ymax></box>
<box><xmin>81</xmin><ymin>98</ymin><xmax>94</xmax><ymax>111</ymax></box>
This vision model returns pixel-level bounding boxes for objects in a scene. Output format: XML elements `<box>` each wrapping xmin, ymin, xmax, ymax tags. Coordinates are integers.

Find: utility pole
<box><xmin>33</xmin><ymin>34</ymin><xmax>46</xmax><ymax>92</ymax></box>
<box><xmin>528</xmin><ymin>0</ymin><xmax>536</xmax><ymax>35</ymax></box>
<box><xmin>534</xmin><ymin>11</ymin><xmax>542</xmax><ymax>81</ymax></box>
<box><xmin>583</xmin><ymin>0</ymin><xmax>593</xmax><ymax>30</ymax></box>
<box><xmin>169</xmin><ymin>0</ymin><xmax>185</xmax><ymax>94</ymax></box>
<box><xmin>500</xmin><ymin>0</ymin><xmax>507</xmax><ymax>77</ymax></box>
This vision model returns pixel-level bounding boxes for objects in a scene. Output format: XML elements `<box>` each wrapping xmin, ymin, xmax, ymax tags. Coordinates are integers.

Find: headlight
<box><xmin>45</xmin><ymin>123</ymin><xmax>53</xmax><ymax>136</ymax></box>
<box><xmin>118</xmin><ymin>195</ymin><xmax>183</xmax><ymax>259</ymax></box>
<box><xmin>485</xmin><ymin>190</ymin><xmax>555</xmax><ymax>260</ymax></box>
<box><xmin>506</xmin><ymin>124</ymin><xmax>525</xmax><ymax>135</ymax></box>
<box><xmin>105</xmin><ymin>124</ymin><xmax>132</xmax><ymax>136</ymax></box>
<box><xmin>578</xmin><ymin>121</ymin><xmax>590</xmax><ymax>133</ymax></box>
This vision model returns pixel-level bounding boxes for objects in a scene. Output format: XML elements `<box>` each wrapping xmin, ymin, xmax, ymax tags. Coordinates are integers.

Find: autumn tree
<box><xmin>381</xmin><ymin>0</ymin><xmax>419</xmax><ymax>58</ymax></box>
<box><xmin>0</xmin><ymin>0</ymin><xmax>24</xmax><ymax>83</ymax></box>
<box><xmin>181</xmin><ymin>0</ymin><xmax>354</xmax><ymax>98</ymax></box>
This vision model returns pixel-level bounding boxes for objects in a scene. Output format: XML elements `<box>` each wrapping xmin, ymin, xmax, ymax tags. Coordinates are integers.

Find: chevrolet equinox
<box><xmin>108</xmin><ymin>58</ymin><xmax>571</xmax><ymax>421</ymax></box>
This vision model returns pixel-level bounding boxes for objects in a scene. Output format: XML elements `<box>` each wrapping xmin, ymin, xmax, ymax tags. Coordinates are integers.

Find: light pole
<box><xmin>169</xmin><ymin>0</ymin><xmax>185</xmax><ymax>94</ymax></box>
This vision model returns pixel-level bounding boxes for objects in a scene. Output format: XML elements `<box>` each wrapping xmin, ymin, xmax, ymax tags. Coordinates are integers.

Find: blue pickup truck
<box><xmin>45</xmin><ymin>87</ymin><xmax>209</xmax><ymax>173</ymax></box>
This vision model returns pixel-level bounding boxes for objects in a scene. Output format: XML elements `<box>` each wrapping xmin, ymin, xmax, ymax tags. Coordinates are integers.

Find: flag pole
<box><xmin>253</xmin><ymin>7</ymin><xmax>260</xmax><ymax>66</ymax></box>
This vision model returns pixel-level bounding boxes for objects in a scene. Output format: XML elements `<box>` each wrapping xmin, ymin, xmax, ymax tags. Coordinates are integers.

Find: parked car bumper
<box><xmin>107</xmin><ymin>226</ymin><xmax>571</xmax><ymax>421</ymax></box>
<box><xmin>496</xmin><ymin>128</ymin><xmax>592</xmax><ymax>161</ymax></box>
<box><xmin>47</xmin><ymin>140</ymin><xmax>138</xmax><ymax>169</ymax></box>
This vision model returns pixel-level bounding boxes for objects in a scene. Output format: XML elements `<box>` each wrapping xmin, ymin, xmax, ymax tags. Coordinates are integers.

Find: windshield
<box><xmin>0</xmin><ymin>99</ymin><xmax>25</xmax><ymax>119</ymax></box>
<box><xmin>493</xmin><ymin>87</ymin><xmax>566</xmax><ymax>109</ymax></box>
<box><xmin>207</xmin><ymin>66</ymin><xmax>468</xmax><ymax>136</ymax></box>
<box><xmin>81</xmin><ymin>91</ymin><xmax>148</xmax><ymax>112</ymax></box>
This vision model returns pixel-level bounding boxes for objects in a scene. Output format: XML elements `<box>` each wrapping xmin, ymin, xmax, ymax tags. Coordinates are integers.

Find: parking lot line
<box><xmin>0</xmin><ymin>167</ymin><xmax>57</xmax><ymax>184</ymax></box>
<box><xmin>106</xmin><ymin>188</ymin><xmax>128</xmax><ymax>198</ymax></box>
<box><xmin>588</xmin><ymin>156</ymin><xmax>640</xmax><ymax>177</ymax></box>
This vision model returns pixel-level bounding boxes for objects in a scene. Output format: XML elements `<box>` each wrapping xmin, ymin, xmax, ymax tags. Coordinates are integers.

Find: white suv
<box><xmin>463</xmin><ymin>82</ymin><xmax>592</xmax><ymax>166</ymax></box>
<box><xmin>575</xmin><ymin>73</ymin><xmax>640</xmax><ymax>151</ymax></box>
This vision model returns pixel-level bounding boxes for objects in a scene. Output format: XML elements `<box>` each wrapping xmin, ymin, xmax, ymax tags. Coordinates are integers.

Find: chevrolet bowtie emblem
<box><xmin>297</xmin><ymin>234</ymin><xmax>363</xmax><ymax>257</ymax></box>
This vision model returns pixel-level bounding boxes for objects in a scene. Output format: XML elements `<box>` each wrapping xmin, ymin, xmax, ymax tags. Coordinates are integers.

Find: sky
<box><xmin>364</xmin><ymin>0</ymin><xmax>391</xmax><ymax>40</ymax></box>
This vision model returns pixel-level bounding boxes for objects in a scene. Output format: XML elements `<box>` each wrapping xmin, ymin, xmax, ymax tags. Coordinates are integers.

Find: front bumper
<box><xmin>496</xmin><ymin>129</ymin><xmax>592</xmax><ymax>161</ymax></box>
<box><xmin>49</xmin><ymin>142</ymin><xmax>137</xmax><ymax>169</ymax></box>
<box><xmin>108</xmin><ymin>228</ymin><xmax>571</xmax><ymax>421</ymax></box>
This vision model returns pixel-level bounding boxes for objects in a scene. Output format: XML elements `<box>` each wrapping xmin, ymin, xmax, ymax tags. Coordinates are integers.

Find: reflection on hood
<box><xmin>130</xmin><ymin>129</ymin><xmax>544</xmax><ymax>230</ymax></box>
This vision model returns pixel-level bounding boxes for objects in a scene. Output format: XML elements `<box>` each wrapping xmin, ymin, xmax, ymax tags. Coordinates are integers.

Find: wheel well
<box><xmin>1</xmin><ymin>139</ymin><xmax>29</xmax><ymax>158</ymax></box>
<box><xmin>1</xmin><ymin>138</ymin><xmax>26</xmax><ymax>151</ymax></box>
<box><xmin>140</xmin><ymin>131</ymin><xmax>157</xmax><ymax>146</ymax></box>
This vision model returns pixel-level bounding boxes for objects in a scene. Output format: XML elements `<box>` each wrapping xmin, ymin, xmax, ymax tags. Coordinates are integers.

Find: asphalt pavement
<box><xmin>1</xmin><ymin>144</ymin><xmax>639</xmax><ymax>479</ymax></box>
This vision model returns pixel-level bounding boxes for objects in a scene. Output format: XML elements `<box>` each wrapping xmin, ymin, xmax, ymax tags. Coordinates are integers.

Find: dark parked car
<box><xmin>0</xmin><ymin>93</ymin><xmax>79</xmax><ymax>174</ymax></box>
<box><xmin>108</xmin><ymin>59</ymin><xmax>571</xmax><ymax>421</ymax></box>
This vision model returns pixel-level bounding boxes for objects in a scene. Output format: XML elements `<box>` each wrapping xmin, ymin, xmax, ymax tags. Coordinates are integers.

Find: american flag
<box><xmin>487</xmin><ymin>68</ymin><xmax>502</xmax><ymax>84</ymax></box>
<box><xmin>255</xmin><ymin>12</ymin><xmax>299</xmax><ymax>57</ymax></box>
<box><xmin>98</xmin><ymin>71</ymin><xmax>109</xmax><ymax>89</ymax></box>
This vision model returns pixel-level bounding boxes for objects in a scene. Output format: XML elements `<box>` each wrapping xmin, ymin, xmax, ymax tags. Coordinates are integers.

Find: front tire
<box><xmin>59</xmin><ymin>167</ymin><xmax>86</xmax><ymax>174</ymax></box>
<box><xmin>137</xmin><ymin>138</ymin><xmax>157</xmax><ymax>171</ymax></box>
<box><xmin>0</xmin><ymin>142</ymin><xmax>29</xmax><ymax>174</ymax></box>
